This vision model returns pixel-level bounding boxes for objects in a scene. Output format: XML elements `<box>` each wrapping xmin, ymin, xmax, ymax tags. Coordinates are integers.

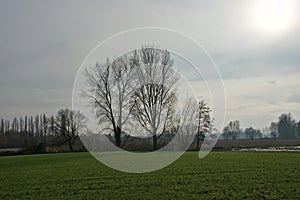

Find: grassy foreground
<box><xmin>0</xmin><ymin>152</ymin><xmax>299</xmax><ymax>199</ymax></box>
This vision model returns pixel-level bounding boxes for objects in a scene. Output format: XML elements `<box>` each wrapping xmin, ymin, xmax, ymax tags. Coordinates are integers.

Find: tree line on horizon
<box><xmin>1</xmin><ymin>110</ymin><xmax>300</xmax><ymax>153</ymax></box>
<box><xmin>0</xmin><ymin>101</ymin><xmax>212</xmax><ymax>152</ymax></box>
<box><xmin>222</xmin><ymin>113</ymin><xmax>300</xmax><ymax>140</ymax></box>
<box><xmin>1</xmin><ymin>46</ymin><xmax>300</xmax><ymax>153</ymax></box>
<box><xmin>0</xmin><ymin>108</ymin><xmax>86</xmax><ymax>152</ymax></box>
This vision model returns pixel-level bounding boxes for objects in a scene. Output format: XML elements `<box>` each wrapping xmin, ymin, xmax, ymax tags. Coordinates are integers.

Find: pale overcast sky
<box><xmin>0</xmin><ymin>0</ymin><xmax>300</xmax><ymax>129</ymax></box>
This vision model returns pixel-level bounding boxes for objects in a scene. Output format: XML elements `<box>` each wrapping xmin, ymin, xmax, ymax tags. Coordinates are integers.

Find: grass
<box><xmin>0</xmin><ymin>152</ymin><xmax>299</xmax><ymax>199</ymax></box>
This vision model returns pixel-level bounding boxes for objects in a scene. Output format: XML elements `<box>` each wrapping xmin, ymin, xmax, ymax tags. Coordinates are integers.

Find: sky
<box><xmin>0</xmin><ymin>0</ymin><xmax>300</xmax><ymax>129</ymax></box>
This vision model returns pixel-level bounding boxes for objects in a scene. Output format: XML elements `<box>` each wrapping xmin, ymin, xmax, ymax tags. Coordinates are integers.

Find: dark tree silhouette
<box><xmin>19</xmin><ymin>117</ymin><xmax>24</xmax><ymax>133</ymax></box>
<box><xmin>278</xmin><ymin>113</ymin><xmax>297</xmax><ymax>139</ymax></box>
<box><xmin>35</xmin><ymin>115</ymin><xmax>39</xmax><ymax>136</ymax></box>
<box><xmin>0</xmin><ymin>119</ymin><xmax>4</xmax><ymax>134</ymax></box>
<box><xmin>222</xmin><ymin>120</ymin><xmax>241</xmax><ymax>140</ymax></box>
<box><xmin>49</xmin><ymin>115</ymin><xmax>55</xmax><ymax>136</ymax></box>
<box><xmin>130</xmin><ymin>47</ymin><xmax>179</xmax><ymax>150</ymax></box>
<box><xmin>269</xmin><ymin>122</ymin><xmax>278</xmax><ymax>139</ymax></box>
<box><xmin>24</xmin><ymin>116</ymin><xmax>28</xmax><ymax>135</ymax></box>
<box><xmin>297</xmin><ymin>121</ymin><xmax>300</xmax><ymax>137</ymax></box>
<box><xmin>83</xmin><ymin>55</ymin><xmax>136</xmax><ymax>147</ymax></box>
<box><xmin>12</xmin><ymin>117</ymin><xmax>19</xmax><ymax>133</ymax></box>
<box><xmin>245</xmin><ymin>127</ymin><xmax>262</xmax><ymax>139</ymax></box>
<box><xmin>55</xmin><ymin>108</ymin><xmax>86</xmax><ymax>151</ymax></box>
<box><xmin>29</xmin><ymin>116</ymin><xmax>34</xmax><ymax>137</ymax></box>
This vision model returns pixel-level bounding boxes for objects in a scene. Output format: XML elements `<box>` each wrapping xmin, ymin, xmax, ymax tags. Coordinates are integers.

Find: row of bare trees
<box><xmin>0</xmin><ymin>114</ymin><xmax>51</xmax><ymax>138</ymax></box>
<box><xmin>0</xmin><ymin>108</ymin><xmax>86</xmax><ymax>152</ymax></box>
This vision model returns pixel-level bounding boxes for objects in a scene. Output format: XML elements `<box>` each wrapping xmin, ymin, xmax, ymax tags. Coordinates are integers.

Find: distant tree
<box><xmin>261</xmin><ymin>126</ymin><xmax>270</xmax><ymax>139</ymax></box>
<box><xmin>49</xmin><ymin>115</ymin><xmax>55</xmax><ymax>136</ymax></box>
<box><xmin>196</xmin><ymin>100</ymin><xmax>212</xmax><ymax>150</ymax></box>
<box><xmin>39</xmin><ymin>114</ymin><xmax>43</xmax><ymax>137</ymax></box>
<box><xmin>35</xmin><ymin>114</ymin><xmax>40</xmax><ymax>137</ymax></box>
<box><xmin>245</xmin><ymin>127</ymin><xmax>255</xmax><ymax>139</ymax></box>
<box><xmin>55</xmin><ymin>108</ymin><xmax>86</xmax><ymax>151</ymax></box>
<box><xmin>24</xmin><ymin>116</ymin><xmax>28</xmax><ymax>135</ymax></box>
<box><xmin>256</xmin><ymin>129</ymin><xmax>263</xmax><ymax>139</ymax></box>
<box><xmin>222</xmin><ymin>120</ymin><xmax>241</xmax><ymax>140</ymax></box>
<box><xmin>5</xmin><ymin>120</ymin><xmax>10</xmax><ymax>134</ymax></box>
<box><xmin>19</xmin><ymin>117</ymin><xmax>24</xmax><ymax>133</ymax></box>
<box><xmin>0</xmin><ymin>118</ymin><xmax>4</xmax><ymax>134</ymax></box>
<box><xmin>12</xmin><ymin>117</ymin><xmax>19</xmax><ymax>133</ymax></box>
<box><xmin>29</xmin><ymin>116</ymin><xmax>34</xmax><ymax>137</ymax></box>
<box><xmin>42</xmin><ymin>114</ymin><xmax>48</xmax><ymax>142</ymax></box>
<box><xmin>278</xmin><ymin>113</ymin><xmax>296</xmax><ymax>139</ymax></box>
<box><xmin>245</xmin><ymin>127</ymin><xmax>262</xmax><ymax>139</ymax></box>
<box><xmin>222</xmin><ymin>126</ymin><xmax>230</xmax><ymax>140</ymax></box>
<box><xmin>0</xmin><ymin>119</ymin><xmax>6</xmax><ymax>144</ymax></box>
<box><xmin>297</xmin><ymin>121</ymin><xmax>300</xmax><ymax>137</ymax></box>
<box><xmin>269</xmin><ymin>122</ymin><xmax>278</xmax><ymax>139</ymax></box>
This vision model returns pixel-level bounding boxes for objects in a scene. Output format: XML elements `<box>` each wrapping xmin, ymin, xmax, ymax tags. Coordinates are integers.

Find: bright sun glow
<box><xmin>251</xmin><ymin>0</ymin><xmax>298</xmax><ymax>35</ymax></box>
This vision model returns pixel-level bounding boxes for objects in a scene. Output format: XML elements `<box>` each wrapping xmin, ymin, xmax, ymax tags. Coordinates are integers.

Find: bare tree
<box><xmin>24</xmin><ymin>116</ymin><xmax>28</xmax><ymax>135</ymax></box>
<box><xmin>172</xmin><ymin>97</ymin><xmax>198</xmax><ymax>149</ymax></box>
<box><xmin>0</xmin><ymin>119</ymin><xmax>4</xmax><ymax>134</ymax></box>
<box><xmin>30</xmin><ymin>116</ymin><xmax>34</xmax><ymax>137</ymax></box>
<box><xmin>222</xmin><ymin>120</ymin><xmax>241</xmax><ymax>140</ymax></box>
<box><xmin>83</xmin><ymin>55</ymin><xmax>136</xmax><ymax>147</ymax></box>
<box><xmin>11</xmin><ymin>117</ymin><xmax>19</xmax><ymax>133</ymax></box>
<box><xmin>42</xmin><ymin>114</ymin><xmax>48</xmax><ymax>143</ymax></box>
<box><xmin>49</xmin><ymin>115</ymin><xmax>55</xmax><ymax>136</ymax></box>
<box><xmin>35</xmin><ymin>114</ymin><xmax>40</xmax><ymax>137</ymax></box>
<box><xmin>269</xmin><ymin>122</ymin><xmax>278</xmax><ymax>139</ymax></box>
<box><xmin>245</xmin><ymin>126</ymin><xmax>262</xmax><ymax>139</ymax></box>
<box><xmin>261</xmin><ymin>126</ymin><xmax>270</xmax><ymax>139</ymax></box>
<box><xmin>55</xmin><ymin>108</ymin><xmax>86</xmax><ymax>151</ymax></box>
<box><xmin>5</xmin><ymin>120</ymin><xmax>10</xmax><ymax>134</ymax></box>
<box><xmin>130</xmin><ymin>47</ymin><xmax>179</xmax><ymax>150</ymax></box>
<box><xmin>19</xmin><ymin>117</ymin><xmax>24</xmax><ymax>133</ymax></box>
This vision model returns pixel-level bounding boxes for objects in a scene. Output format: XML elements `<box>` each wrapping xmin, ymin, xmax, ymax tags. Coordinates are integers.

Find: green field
<box><xmin>0</xmin><ymin>152</ymin><xmax>299</xmax><ymax>199</ymax></box>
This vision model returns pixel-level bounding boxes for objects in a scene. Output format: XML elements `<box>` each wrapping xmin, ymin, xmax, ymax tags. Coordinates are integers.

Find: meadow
<box><xmin>0</xmin><ymin>152</ymin><xmax>299</xmax><ymax>199</ymax></box>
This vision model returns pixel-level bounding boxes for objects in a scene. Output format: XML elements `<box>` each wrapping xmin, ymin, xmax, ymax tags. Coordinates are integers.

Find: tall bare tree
<box><xmin>83</xmin><ymin>55</ymin><xmax>136</xmax><ymax>147</ymax></box>
<box><xmin>35</xmin><ymin>114</ymin><xmax>39</xmax><ymax>137</ymax></box>
<box><xmin>42</xmin><ymin>114</ymin><xmax>48</xmax><ymax>143</ymax></box>
<box><xmin>24</xmin><ymin>116</ymin><xmax>28</xmax><ymax>135</ymax></box>
<box><xmin>11</xmin><ymin>117</ymin><xmax>19</xmax><ymax>133</ymax></box>
<box><xmin>49</xmin><ymin>115</ymin><xmax>55</xmax><ymax>136</ymax></box>
<box><xmin>130</xmin><ymin>47</ymin><xmax>179</xmax><ymax>150</ymax></box>
<box><xmin>172</xmin><ymin>97</ymin><xmax>198</xmax><ymax>149</ymax></box>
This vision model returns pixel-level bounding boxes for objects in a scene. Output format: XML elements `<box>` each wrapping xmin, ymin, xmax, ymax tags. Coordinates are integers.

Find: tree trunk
<box><xmin>115</xmin><ymin>126</ymin><xmax>121</xmax><ymax>147</ymax></box>
<box><xmin>68</xmin><ymin>139</ymin><xmax>74</xmax><ymax>152</ymax></box>
<box><xmin>196</xmin><ymin>113</ymin><xmax>201</xmax><ymax>151</ymax></box>
<box><xmin>196</xmin><ymin>134</ymin><xmax>200</xmax><ymax>150</ymax></box>
<box><xmin>153</xmin><ymin>134</ymin><xmax>157</xmax><ymax>151</ymax></box>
